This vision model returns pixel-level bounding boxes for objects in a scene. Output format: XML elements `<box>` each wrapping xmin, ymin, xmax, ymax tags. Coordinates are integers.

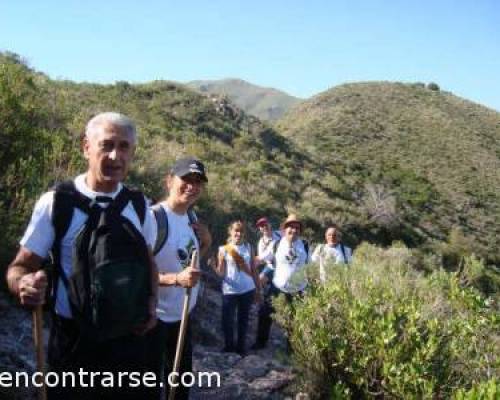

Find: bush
<box><xmin>274</xmin><ymin>243</ymin><xmax>499</xmax><ymax>399</ymax></box>
<box><xmin>427</xmin><ymin>82</ymin><xmax>440</xmax><ymax>91</ymax></box>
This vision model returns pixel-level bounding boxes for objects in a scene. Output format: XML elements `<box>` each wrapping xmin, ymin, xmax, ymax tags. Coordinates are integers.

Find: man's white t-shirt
<box><xmin>20</xmin><ymin>174</ymin><xmax>156</xmax><ymax>318</ymax></box>
<box><xmin>257</xmin><ymin>231</ymin><xmax>281</xmax><ymax>268</ymax></box>
<box><xmin>311</xmin><ymin>243</ymin><xmax>353</xmax><ymax>282</ymax></box>
<box><xmin>153</xmin><ymin>203</ymin><xmax>200</xmax><ymax>323</ymax></box>
<box><xmin>272</xmin><ymin>238</ymin><xmax>310</xmax><ymax>293</ymax></box>
<box><xmin>219</xmin><ymin>243</ymin><xmax>255</xmax><ymax>295</ymax></box>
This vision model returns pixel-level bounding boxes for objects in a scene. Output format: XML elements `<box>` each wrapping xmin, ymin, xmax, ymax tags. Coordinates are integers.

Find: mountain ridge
<box><xmin>187</xmin><ymin>78</ymin><xmax>301</xmax><ymax>121</ymax></box>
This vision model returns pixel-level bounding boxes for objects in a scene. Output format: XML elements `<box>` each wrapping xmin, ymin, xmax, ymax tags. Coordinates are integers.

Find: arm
<box><xmin>158</xmin><ymin>268</ymin><xmax>200</xmax><ymax>288</ymax></box>
<box><xmin>6</xmin><ymin>247</ymin><xmax>47</xmax><ymax>306</ymax></box>
<box><xmin>213</xmin><ymin>249</ymin><xmax>226</xmax><ymax>277</ymax></box>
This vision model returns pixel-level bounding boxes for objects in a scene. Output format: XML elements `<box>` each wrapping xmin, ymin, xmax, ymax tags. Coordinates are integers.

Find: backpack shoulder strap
<box><xmin>302</xmin><ymin>239</ymin><xmax>310</xmax><ymax>257</ymax></box>
<box><xmin>273</xmin><ymin>239</ymin><xmax>280</xmax><ymax>255</ymax></box>
<box><xmin>50</xmin><ymin>180</ymin><xmax>91</xmax><ymax>302</ymax></box>
<box><xmin>52</xmin><ymin>181</ymin><xmax>78</xmax><ymax>246</ymax></box>
<box><xmin>114</xmin><ymin>186</ymin><xmax>146</xmax><ymax>225</ymax></box>
<box><xmin>340</xmin><ymin>243</ymin><xmax>348</xmax><ymax>264</ymax></box>
<box><xmin>152</xmin><ymin>204</ymin><xmax>168</xmax><ymax>256</ymax></box>
<box><xmin>187</xmin><ymin>207</ymin><xmax>200</xmax><ymax>243</ymax></box>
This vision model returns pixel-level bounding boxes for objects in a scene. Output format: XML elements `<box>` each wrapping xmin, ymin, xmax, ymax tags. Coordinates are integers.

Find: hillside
<box><xmin>187</xmin><ymin>78</ymin><xmax>301</xmax><ymax>121</ymax></box>
<box><xmin>0</xmin><ymin>53</ymin><xmax>313</xmax><ymax>269</ymax></box>
<box><xmin>2</xmin><ymin>53</ymin><xmax>500</xmax><ymax>270</ymax></box>
<box><xmin>276</xmin><ymin>82</ymin><xmax>500</xmax><ymax>265</ymax></box>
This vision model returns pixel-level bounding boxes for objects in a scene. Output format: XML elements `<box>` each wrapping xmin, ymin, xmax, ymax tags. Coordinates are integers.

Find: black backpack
<box><xmin>51</xmin><ymin>181</ymin><xmax>152</xmax><ymax>341</ymax></box>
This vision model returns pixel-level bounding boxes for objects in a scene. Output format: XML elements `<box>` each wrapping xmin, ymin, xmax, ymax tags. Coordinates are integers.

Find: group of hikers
<box><xmin>5</xmin><ymin>112</ymin><xmax>352</xmax><ymax>400</ymax></box>
<box><xmin>214</xmin><ymin>214</ymin><xmax>353</xmax><ymax>359</ymax></box>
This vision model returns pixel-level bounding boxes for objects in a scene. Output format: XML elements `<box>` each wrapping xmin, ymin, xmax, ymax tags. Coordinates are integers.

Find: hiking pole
<box><xmin>168</xmin><ymin>250</ymin><xmax>198</xmax><ymax>400</ymax></box>
<box><xmin>33</xmin><ymin>304</ymin><xmax>47</xmax><ymax>400</ymax></box>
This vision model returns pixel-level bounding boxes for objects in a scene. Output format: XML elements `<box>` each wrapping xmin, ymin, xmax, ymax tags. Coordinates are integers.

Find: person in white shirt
<box><xmin>253</xmin><ymin>214</ymin><xmax>310</xmax><ymax>350</ymax></box>
<box><xmin>6</xmin><ymin>112</ymin><xmax>158</xmax><ymax>399</ymax></box>
<box><xmin>254</xmin><ymin>216</ymin><xmax>281</xmax><ymax>285</ymax></box>
<box><xmin>214</xmin><ymin>220</ymin><xmax>261</xmax><ymax>356</ymax></box>
<box><xmin>312</xmin><ymin>225</ymin><xmax>353</xmax><ymax>282</ymax></box>
<box><xmin>145</xmin><ymin>157</ymin><xmax>211</xmax><ymax>400</ymax></box>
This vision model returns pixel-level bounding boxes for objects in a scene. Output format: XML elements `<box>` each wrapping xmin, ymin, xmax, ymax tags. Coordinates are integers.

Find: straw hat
<box><xmin>281</xmin><ymin>214</ymin><xmax>303</xmax><ymax>231</ymax></box>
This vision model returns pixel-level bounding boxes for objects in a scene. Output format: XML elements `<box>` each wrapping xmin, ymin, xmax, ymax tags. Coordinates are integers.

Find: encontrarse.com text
<box><xmin>0</xmin><ymin>370</ymin><xmax>221</xmax><ymax>389</ymax></box>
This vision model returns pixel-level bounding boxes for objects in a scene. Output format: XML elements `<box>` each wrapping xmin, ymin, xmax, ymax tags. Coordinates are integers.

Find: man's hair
<box><xmin>85</xmin><ymin>112</ymin><xmax>137</xmax><ymax>144</ymax></box>
<box><xmin>325</xmin><ymin>225</ymin><xmax>341</xmax><ymax>241</ymax></box>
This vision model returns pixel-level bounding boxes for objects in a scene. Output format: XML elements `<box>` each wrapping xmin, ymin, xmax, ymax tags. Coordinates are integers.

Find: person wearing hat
<box><xmin>145</xmin><ymin>157</ymin><xmax>212</xmax><ymax>400</ymax></box>
<box><xmin>252</xmin><ymin>214</ymin><xmax>310</xmax><ymax>350</ymax></box>
<box><xmin>312</xmin><ymin>225</ymin><xmax>353</xmax><ymax>282</ymax></box>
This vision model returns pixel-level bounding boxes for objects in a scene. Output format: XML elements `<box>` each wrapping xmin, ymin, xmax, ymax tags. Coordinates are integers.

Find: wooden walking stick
<box><xmin>168</xmin><ymin>250</ymin><xmax>198</xmax><ymax>400</ymax></box>
<box><xmin>33</xmin><ymin>304</ymin><xmax>47</xmax><ymax>400</ymax></box>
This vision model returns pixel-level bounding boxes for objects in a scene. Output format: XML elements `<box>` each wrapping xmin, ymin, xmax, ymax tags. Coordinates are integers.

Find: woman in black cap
<box><xmin>146</xmin><ymin>157</ymin><xmax>212</xmax><ymax>400</ymax></box>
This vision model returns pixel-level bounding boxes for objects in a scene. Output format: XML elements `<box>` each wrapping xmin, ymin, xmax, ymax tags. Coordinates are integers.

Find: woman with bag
<box><xmin>214</xmin><ymin>220</ymin><xmax>261</xmax><ymax>356</ymax></box>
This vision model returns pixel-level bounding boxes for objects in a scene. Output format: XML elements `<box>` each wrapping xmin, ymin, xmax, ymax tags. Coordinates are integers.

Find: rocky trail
<box><xmin>0</xmin><ymin>279</ymin><xmax>300</xmax><ymax>400</ymax></box>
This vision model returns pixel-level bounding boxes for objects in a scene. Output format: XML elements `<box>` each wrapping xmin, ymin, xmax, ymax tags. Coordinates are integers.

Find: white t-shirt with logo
<box><xmin>20</xmin><ymin>174</ymin><xmax>156</xmax><ymax>318</ymax></box>
<box><xmin>219</xmin><ymin>243</ymin><xmax>255</xmax><ymax>295</ymax></box>
<box><xmin>153</xmin><ymin>203</ymin><xmax>200</xmax><ymax>322</ymax></box>
<box><xmin>272</xmin><ymin>238</ymin><xmax>310</xmax><ymax>293</ymax></box>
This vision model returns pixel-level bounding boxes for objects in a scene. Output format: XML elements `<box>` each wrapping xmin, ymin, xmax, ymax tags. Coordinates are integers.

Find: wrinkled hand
<box><xmin>18</xmin><ymin>270</ymin><xmax>47</xmax><ymax>307</ymax></box>
<box><xmin>176</xmin><ymin>266</ymin><xmax>201</xmax><ymax>288</ymax></box>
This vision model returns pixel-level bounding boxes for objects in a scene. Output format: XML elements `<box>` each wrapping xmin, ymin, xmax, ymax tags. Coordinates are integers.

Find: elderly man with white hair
<box><xmin>6</xmin><ymin>112</ymin><xmax>158</xmax><ymax>399</ymax></box>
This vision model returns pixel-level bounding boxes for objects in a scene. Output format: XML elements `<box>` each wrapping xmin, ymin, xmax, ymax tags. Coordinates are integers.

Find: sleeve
<box><xmin>311</xmin><ymin>244</ymin><xmax>322</xmax><ymax>263</ymax></box>
<box><xmin>142</xmin><ymin>206</ymin><xmax>157</xmax><ymax>249</ymax></box>
<box><xmin>19</xmin><ymin>191</ymin><xmax>56</xmax><ymax>259</ymax></box>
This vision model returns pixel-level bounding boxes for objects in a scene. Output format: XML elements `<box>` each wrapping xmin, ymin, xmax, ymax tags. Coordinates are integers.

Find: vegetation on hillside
<box><xmin>276</xmin><ymin>82</ymin><xmax>500</xmax><ymax>267</ymax></box>
<box><xmin>0</xmin><ymin>53</ymin><xmax>310</xmax><ymax>271</ymax></box>
<box><xmin>2</xmin><ymin>54</ymin><xmax>500</xmax><ymax>280</ymax></box>
<box><xmin>275</xmin><ymin>243</ymin><xmax>499</xmax><ymax>399</ymax></box>
<box><xmin>1</xmin><ymin>51</ymin><xmax>499</xmax><ymax>398</ymax></box>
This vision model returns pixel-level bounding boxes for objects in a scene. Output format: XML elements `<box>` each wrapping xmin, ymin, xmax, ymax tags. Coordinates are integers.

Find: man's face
<box><xmin>284</xmin><ymin>223</ymin><xmax>301</xmax><ymax>242</ymax></box>
<box><xmin>167</xmin><ymin>173</ymin><xmax>204</xmax><ymax>207</ymax></box>
<box><xmin>83</xmin><ymin>122</ymin><xmax>135</xmax><ymax>192</ymax></box>
<box><xmin>326</xmin><ymin>228</ymin><xmax>338</xmax><ymax>245</ymax></box>
<box><xmin>258</xmin><ymin>223</ymin><xmax>271</xmax><ymax>236</ymax></box>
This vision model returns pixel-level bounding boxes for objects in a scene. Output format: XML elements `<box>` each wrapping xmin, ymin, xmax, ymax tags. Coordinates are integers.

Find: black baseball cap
<box><xmin>171</xmin><ymin>157</ymin><xmax>208</xmax><ymax>182</ymax></box>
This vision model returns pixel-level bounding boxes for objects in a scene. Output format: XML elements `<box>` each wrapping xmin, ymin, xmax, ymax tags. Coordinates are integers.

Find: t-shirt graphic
<box><xmin>177</xmin><ymin>237</ymin><xmax>196</xmax><ymax>269</ymax></box>
<box><xmin>285</xmin><ymin>247</ymin><xmax>299</xmax><ymax>265</ymax></box>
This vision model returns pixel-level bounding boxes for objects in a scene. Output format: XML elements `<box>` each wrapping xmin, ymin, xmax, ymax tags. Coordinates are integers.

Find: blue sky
<box><xmin>1</xmin><ymin>1</ymin><xmax>499</xmax><ymax>110</ymax></box>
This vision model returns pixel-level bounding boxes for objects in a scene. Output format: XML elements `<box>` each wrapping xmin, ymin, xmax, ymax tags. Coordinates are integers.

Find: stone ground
<box><xmin>0</xmin><ymin>274</ymin><xmax>305</xmax><ymax>400</ymax></box>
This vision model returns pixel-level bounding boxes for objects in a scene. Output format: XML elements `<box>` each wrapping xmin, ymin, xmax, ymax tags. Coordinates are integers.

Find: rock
<box><xmin>1</xmin><ymin>280</ymin><xmax>299</xmax><ymax>399</ymax></box>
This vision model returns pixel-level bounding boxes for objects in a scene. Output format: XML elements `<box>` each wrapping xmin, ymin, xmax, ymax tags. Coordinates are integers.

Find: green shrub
<box><xmin>274</xmin><ymin>243</ymin><xmax>499</xmax><ymax>399</ymax></box>
<box><xmin>427</xmin><ymin>82</ymin><xmax>440</xmax><ymax>91</ymax></box>
<box><xmin>453</xmin><ymin>378</ymin><xmax>499</xmax><ymax>400</ymax></box>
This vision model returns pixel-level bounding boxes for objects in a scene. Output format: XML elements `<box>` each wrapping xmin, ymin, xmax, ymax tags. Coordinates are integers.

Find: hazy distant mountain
<box><xmin>187</xmin><ymin>78</ymin><xmax>301</xmax><ymax>121</ymax></box>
